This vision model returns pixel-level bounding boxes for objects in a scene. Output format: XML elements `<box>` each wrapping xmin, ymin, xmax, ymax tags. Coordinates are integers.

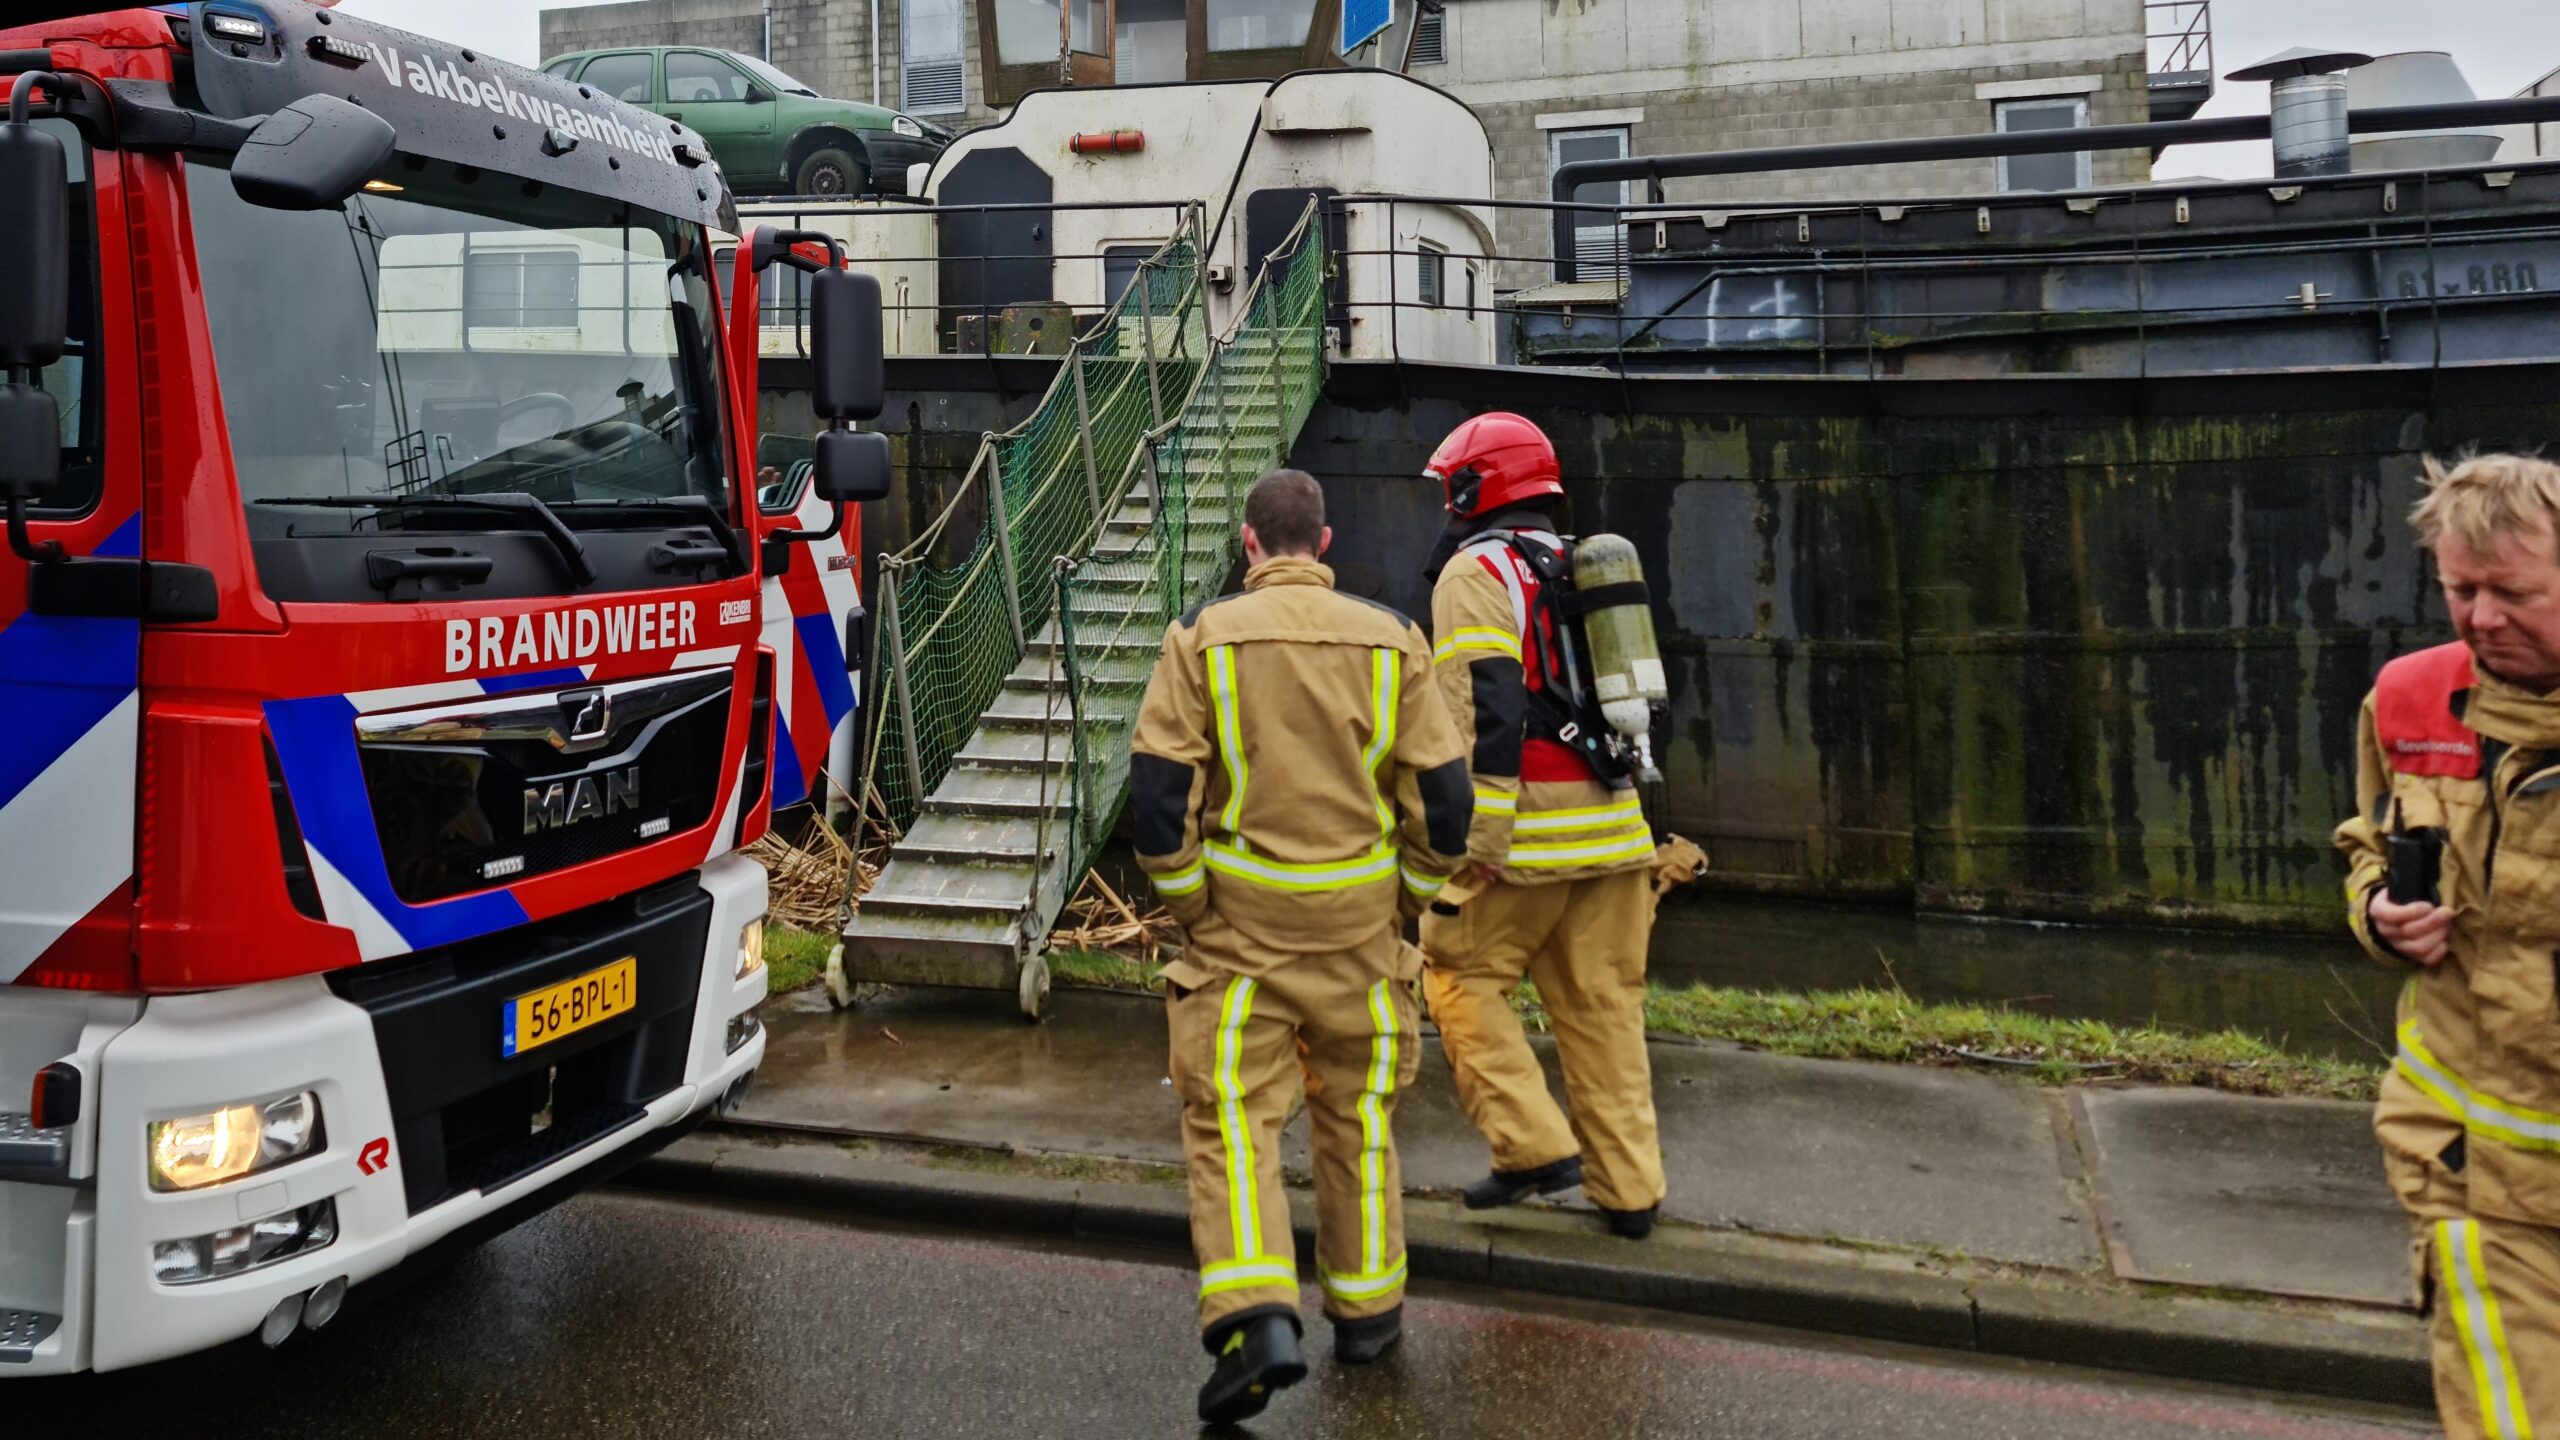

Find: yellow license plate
<box><xmin>503</xmin><ymin>957</ymin><xmax>637</xmax><ymax>1058</ymax></box>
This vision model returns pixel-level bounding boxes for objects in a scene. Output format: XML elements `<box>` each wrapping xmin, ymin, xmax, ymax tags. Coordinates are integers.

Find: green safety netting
<box><xmin>862</xmin><ymin>227</ymin><xmax>1209</xmax><ymax>828</ymax></box>
<box><xmin>1040</xmin><ymin>206</ymin><xmax>1331</xmax><ymax>880</ymax></box>
<box><xmin>859</xmin><ymin>202</ymin><xmax>1329</xmax><ymax>881</ymax></box>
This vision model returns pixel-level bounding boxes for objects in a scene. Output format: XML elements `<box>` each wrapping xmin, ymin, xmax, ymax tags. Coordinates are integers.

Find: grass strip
<box><xmin>1043</xmin><ymin>949</ymin><xmax>2380</xmax><ymax>1100</ymax></box>
<box><xmin>763</xmin><ymin>923</ymin><xmax>836</xmax><ymax>996</ymax></box>
<box><xmin>1531</xmin><ymin>982</ymin><xmax>2379</xmax><ymax>1101</ymax></box>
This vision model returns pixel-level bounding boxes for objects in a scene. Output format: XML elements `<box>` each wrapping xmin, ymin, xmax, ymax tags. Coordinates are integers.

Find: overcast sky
<box><xmin>340</xmin><ymin>0</ymin><xmax>2560</xmax><ymax>179</ymax></box>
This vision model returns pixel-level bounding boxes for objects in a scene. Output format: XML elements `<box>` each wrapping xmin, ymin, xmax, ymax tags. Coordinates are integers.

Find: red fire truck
<box><xmin>0</xmin><ymin>1</ymin><xmax>886</xmax><ymax>1372</ymax></box>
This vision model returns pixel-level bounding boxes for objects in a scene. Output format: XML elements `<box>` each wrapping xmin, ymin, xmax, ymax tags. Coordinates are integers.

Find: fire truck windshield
<box><xmin>184</xmin><ymin>153</ymin><xmax>733</xmax><ymax>599</ymax></box>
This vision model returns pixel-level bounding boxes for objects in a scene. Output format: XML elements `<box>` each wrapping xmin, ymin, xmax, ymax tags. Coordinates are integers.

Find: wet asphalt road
<box><xmin>18</xmin><ymin>1190</ymin><xmax>2425</xmax><ymax>1440</ymax></box>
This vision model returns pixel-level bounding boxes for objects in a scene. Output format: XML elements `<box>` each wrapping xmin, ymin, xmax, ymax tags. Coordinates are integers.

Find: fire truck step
<box><xmin>0</xmin><ymin>1308</ymin><xmax>61</xmax><ymax>1363</ymax></box>
<box><xmin>0</xmin><ymin>1112</ymin><xmax>69</xmax><ymax>1186</ymax></box>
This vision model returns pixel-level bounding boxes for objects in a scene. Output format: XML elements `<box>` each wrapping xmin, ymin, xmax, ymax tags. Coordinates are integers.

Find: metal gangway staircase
<box><xmin>838</xmin><ymin>204</ymin><xmax>1329</xmax><ymax>1016</ymax></box>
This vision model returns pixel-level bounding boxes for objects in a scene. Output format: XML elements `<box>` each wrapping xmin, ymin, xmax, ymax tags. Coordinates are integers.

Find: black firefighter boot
<box><xmin>1461</xmin><ymin>1154</ymin><xmax>1583</xmax><ymax>1210</ymax></box>
<box><xmin>1598</xmin><ymin>1205</ymin><xmax>1658</xmax><ymax>1240</ymax></box>
<box><xmin>1332</xmin><ymin>1306</ymin><xmax>1403</xmax><ymax>1365</ymax></box>
<box><xmin>1197</xmin><ymin>1309</ymin><xmax>1307</xmax><ymax>1425</ymax></box>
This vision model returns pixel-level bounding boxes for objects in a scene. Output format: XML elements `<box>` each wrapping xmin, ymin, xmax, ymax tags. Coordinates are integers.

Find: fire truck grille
<box><xmin>353</xmin><ymin>670</ymin><xmax>732</xmax><ymax>905</ymax></box>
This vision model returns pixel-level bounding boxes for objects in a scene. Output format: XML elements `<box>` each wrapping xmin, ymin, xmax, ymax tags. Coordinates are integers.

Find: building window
<box><xmin>1116</xmin><ymin>0</ymin><xmax>1187</xmax><ymax>84</ymax></box>
<box><xmin>1415</xmin><ymin>240</ymin><xmax>1445</xmax><ymax>307</ymax></box>
<box><xmin>1409</xmin><ymin>8</ymin><xmax>1446</xmax><ymax>66</ymax></box>
<box><xmin>1465</xmin><ymin>262</ymin><xmax>1478</xmax><ymax>315</ymax></box>
<box><xmin>1995</xmin><ymin>97</ymin><xmax>2091</xmax><ymax>193</ymax></box>
<box><xmin>1208</xmin><ymin>0</ymin><xmax>1319</xmax><ymax>53</ymax></box>
<box><xmin>903</xmin><ymin>0</ymin><xmax>968</xmax><ymax>113</ymax></box>
<box><xmin>666</xmin><ymin>51</ymin><xmax>754</xmax><ymax>104</ymax></box>
<box><xmin>466</xmin><ymin>248</ymin><xmax>581</xmax><ymax>330</ymax></box>
<box><xmin>1549</xmin><ymin>126</ymin><xmax>1629</xmax><ymax>279</ymax></box>
<box><xmin>994</xmin><ymin>0</ymin><xmax>1102</xmax><ymax>65</ymax></box>
<box><xmin>1102</xmin><ymin>244</ymin><xmax>1154</xmax><ymax>306</ymax></box>
<box><xmin>578</xmin><ymin>52</ymin><xmax>655</xmax><ymax>105</ymax></box>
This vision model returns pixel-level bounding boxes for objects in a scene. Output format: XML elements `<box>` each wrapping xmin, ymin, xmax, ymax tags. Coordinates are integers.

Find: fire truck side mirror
<box><xmin>0</xmin><ymin>79</ymin><xmax>67</xmax><ymax>507</ymax></box>
<box><xmin>808</xmin><ymin>267</ymin><xmax>884</xmax><ymax>423</ymax></box>
<box><xmin>0</xmin><ymin>385</ymin><xmax>58</xmax><ymax>504</ymax></box>
<box><xmin>232</xmin><ymin>96</ymin><xmax>398</xmax><ymax>213</ymax></box>
<box><xmin>811</xmin><ymin>428</ymin><xmax>892</xmax><ymax>505</ymax></box>
<box><xmin>0</xmin><ymin>99</ymin><xmax>69</xmax><ymax>384</ymax></box>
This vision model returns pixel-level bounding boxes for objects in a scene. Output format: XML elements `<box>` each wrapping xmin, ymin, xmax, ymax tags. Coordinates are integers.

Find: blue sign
<box><xmin>1340</xmin><ymin>0</ymin><xmax>1393</xmax><ymax>54</ymax></box>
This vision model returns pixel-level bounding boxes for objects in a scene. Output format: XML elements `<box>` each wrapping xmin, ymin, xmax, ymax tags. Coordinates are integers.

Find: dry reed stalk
<box><xmin>746</xmin><ymin>777</ymin><xmax>900</xmax><ymax>933</ymax></box>
<box><xmin>1047</xmin><ymin>870</ymin><xmax>1176</xmax><ymax>956</ymax></box>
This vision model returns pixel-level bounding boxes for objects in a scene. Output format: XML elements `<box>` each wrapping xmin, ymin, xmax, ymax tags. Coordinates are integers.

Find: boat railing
<box><xmin>730</xmin><ymin>196</ymin><xmax>1207</xmax><ymax>365</ymax></box>
<box><xmin>1320</xmin><ymin>162</ymin><xmax>2560</xmax><ymax>381</ymax></box>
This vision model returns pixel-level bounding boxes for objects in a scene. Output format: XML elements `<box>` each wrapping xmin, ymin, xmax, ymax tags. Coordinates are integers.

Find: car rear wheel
<box><xmin>794</xmin><ymin>146</ymin><xmax>869</xmax><ymax>197</ymax></box>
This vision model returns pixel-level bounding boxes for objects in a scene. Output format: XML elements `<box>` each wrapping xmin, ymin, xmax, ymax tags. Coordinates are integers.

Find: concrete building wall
<box><xmin>1413</xmin><ymin>0</ymin><xmax>2153</xmax><ymax>285</ymax></box>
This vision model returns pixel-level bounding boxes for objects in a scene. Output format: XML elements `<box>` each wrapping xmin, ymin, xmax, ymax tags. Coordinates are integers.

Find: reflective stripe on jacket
<box><xmin>2336</xmin><ymin>641</ymin><xmax>2560</xmax><ymax>1228</ymax></box>
<box><xmin>1131</xmin><ymin>555</ymin><xmax>1472</xmax><ymax>964</ymax></box>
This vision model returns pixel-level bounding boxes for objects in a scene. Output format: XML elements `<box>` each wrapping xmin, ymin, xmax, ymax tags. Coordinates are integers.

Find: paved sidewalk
<box><xmin>731</xmin><ymin>981</ymin><xmax>2413</xmax><ymax>1307</ymax></box>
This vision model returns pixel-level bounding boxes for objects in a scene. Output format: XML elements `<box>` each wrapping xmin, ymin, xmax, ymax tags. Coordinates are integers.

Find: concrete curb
<box><xmin>621</xmin><ymin>1124</ymin><xmax>2429</xmax><ymax>1411</ymax></box>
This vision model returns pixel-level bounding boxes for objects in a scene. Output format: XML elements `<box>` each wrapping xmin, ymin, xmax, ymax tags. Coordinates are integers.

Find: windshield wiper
<box><xmin>551</xmin><ymin>497</ymin><xmax>750</xmax><ymax>576</ymax></box>
<box><xmin>256</xmin><ymin>494</ymin><xmax>597</xmax><ymax>588</ymax></box>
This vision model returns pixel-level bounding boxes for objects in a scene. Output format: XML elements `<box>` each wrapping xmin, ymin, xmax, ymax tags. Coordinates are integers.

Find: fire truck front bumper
<box><xmin>0</xmin><ymin>853</ymin><xmax>768</xmax><ymax>1375</ymax></box>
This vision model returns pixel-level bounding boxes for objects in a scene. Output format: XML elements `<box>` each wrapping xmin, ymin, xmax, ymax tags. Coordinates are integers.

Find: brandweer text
<box><xmin>445</xmin><ymin>602</ymin><xmax>700</xmax><ymax>674</ymax></box>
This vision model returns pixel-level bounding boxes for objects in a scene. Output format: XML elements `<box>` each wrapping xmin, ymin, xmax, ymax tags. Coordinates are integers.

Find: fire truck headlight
<box><xmin>151</xmin><ymin>1199</ymin><xmax>339</xmax><ymax>1286</ymax></box>
<box><xmin>736</xmin><ymin>922</ymin><xmax>766</xmax><ymax>982</ymax></box>
<box><xmin>147</xmin><ymin>1090</ymin><xmax>325</xmax><ymax>1192</ymax></box>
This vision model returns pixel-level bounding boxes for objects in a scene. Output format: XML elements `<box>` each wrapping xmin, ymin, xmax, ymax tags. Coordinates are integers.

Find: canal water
<box><xmin>1086</xmin><ymin>847</ymin><xmax>2401</xmax><ymax>1061</ymax></box>
<box><xmin>1651</xmin><ymin>895</ymin><xmax>2403</xmax><ymax>1063</ymax></box>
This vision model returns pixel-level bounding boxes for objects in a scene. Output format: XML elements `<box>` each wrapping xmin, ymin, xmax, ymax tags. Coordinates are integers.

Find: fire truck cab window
<box><xmin>31</xmin><ymin>118</ymin><xmax>103</xmax><ymax>518</ymax></box>
<box><xmin>183</xmin><ymin>154</ymin><xmax>731</xmax><ymax>598</ymax></box>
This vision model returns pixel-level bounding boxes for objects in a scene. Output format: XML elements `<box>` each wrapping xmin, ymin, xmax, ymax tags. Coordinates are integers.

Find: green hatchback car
<box><xmin>540</xmin><ymin>47</ymin><xmax>954</xmax><ymax>196</ymax></box>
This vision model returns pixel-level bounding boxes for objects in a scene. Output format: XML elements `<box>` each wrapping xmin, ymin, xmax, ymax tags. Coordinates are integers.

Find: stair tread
<box><xmin>876</xmin><ymin>309</ymin><xmax>1312</xmax><ymax>959</ymax></box>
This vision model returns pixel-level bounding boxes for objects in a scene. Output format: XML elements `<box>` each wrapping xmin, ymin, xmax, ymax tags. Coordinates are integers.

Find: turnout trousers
<box><xmin>1419</xmin><ymin>867</ymin><xmax>1665</xmax><ymax>1213</ymax></box>
<box><xmin>1163</xmin><ymin>925</ymin><xmax>1423</xmax><ymax>1338</ymax></box>
<box><xmin>2417</xmin><ymin>1210</ymin><xmax>2560</xmax><ymax>1439</ymax></box>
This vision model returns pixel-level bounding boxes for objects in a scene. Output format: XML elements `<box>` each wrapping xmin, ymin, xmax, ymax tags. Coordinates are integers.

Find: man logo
<box><xmin>558</xmin><ymin>688</ymin><xmax>613</xmax><ymax>751</ymax></box>
<box><xmin>524</xmin><ymin>767</ymin><xmax>642</xmax><ymax>835</ymax></box>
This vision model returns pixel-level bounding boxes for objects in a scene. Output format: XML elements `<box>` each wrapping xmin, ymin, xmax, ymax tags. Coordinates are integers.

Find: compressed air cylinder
<box><xmin>1572</xmin><ymin>533</ymin><xmax>1668</xmax><ymax>772</ymax></box>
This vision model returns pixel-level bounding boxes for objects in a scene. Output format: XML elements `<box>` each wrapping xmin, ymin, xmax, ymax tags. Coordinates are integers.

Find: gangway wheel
<box><xmin>823</xmin><ymin>942</ymin><xmax>856</xmax><ymax>1011</ymax></box>
<box><xmin>1018</xmin><ymin>953</ymin><xmax>1052</xmax><ymax>1023</ymax></box>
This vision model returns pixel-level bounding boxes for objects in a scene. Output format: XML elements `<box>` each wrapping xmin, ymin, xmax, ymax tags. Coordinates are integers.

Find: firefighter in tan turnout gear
<box><xmin>1132</xmin><ymin>469</ymin><xmax>1473</xmax><ymax>1425</ymax></box>
<box><xmin>1418</xmin><ymin>413</ymin><xmax>1669</xmax><ymax>1239</ymax></box>
<box><xmin>2337</xmin><ymin>453</ymin><xmax>2560</xmax><ymax>1440</ymax></box>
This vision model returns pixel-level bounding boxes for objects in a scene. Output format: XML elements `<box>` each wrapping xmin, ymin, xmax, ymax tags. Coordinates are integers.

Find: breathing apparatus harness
<box><xmin>1428</xmin><ymin>413</ymin><xmax>1668</xmax><ymax>791</ymax></box>
<box><xmin>1462</xmin><ymin>521</ymin><xmax>1656</xmax><ymax>788</ymax></box>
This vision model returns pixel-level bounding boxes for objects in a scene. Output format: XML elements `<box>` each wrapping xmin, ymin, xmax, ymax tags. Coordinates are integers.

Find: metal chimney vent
<box><xmin>2348</xmin><ymin>52</ymin><xmax>2503</xmax><ymax>172</ymax></box>
<box><xmin>2230</xmin><ymin>46</ymin><xmax>2377</xmax><ymax>179</ymax></box>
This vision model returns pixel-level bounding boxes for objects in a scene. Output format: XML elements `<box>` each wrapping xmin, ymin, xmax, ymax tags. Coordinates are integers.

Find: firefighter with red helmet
<box><xmin>1417</xmin><ymin>412</ymin><xmax>1668</xmax><ymax>1238</ymax></box>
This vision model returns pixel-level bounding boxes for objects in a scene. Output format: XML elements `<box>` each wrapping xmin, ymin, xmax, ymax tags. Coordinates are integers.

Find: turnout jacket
<box><xmin>1432</xmin><ymin>531</ymin><xmax>1655</xmax><ymax>887</ymax></box>
<box><xmin>1132</xmin><ymin>556</ymin><xmax>1472</xmax><ymax>969</ymax></box>
<box><xmin>2336</xmin><ymin>641</ymin><xmax>2560</xmax><ymax>1228</ymax></box>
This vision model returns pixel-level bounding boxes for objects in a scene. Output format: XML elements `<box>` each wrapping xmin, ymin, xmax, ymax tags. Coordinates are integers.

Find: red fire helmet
<box><xmin>1425</xmin><ymin>411</ymin><xmax>1563</xmax><ymax>519</ymax></box>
